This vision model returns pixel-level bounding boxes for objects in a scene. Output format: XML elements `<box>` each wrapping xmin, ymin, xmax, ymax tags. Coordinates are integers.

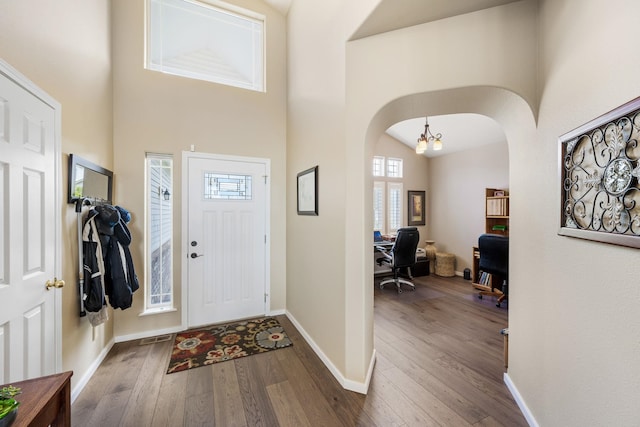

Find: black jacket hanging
<box><xmin>82</xmin><ymin>209</ymin><xmax>109</xmax><ymax>326</ymax></box>
<box><xmin>83</xmin><ymin>204</ymin><xmax>139</xmax><ymax>313</ymax></box>
<box><xmin>104</xmin><ymin>209</ymin><xmax>139</xmax><ymax>310</ymax></box>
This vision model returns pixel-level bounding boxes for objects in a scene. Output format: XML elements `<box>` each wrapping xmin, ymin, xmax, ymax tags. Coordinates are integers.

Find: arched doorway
<box><xmin>343</xmin><ymin>86</ymin><xmax>536</xmax><ymax>389</ymax></box>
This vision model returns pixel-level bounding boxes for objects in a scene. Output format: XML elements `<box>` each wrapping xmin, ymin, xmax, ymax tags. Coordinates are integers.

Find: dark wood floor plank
<box><xmin>84</xmin><ymin>388</ymin><xmax>130</xmax><ymax>426</ymax></box>
<box><xmin>184</xmin><ymin>391</ymin><xmax>216</xmax><ymax>427</ymax></box>
<box><xmin>72</xmin><ymin>275</ymin><xmax>527</xmax><ymax>426</ymax></box>
<box><xmin>211</xmin><ymin>361</ymin><xmax>248</xmax><ymax>427</ymax></box>
<box><xmin>364</xmin><ymin>369</ymin><xmax>439</xmax><ymax>427</ymax></box>
<box><xmin>151</xmin><ymin>366</ymin><xmax>188</xmax><ymax>427</ymax></box>
<box><xmin>474</xmin><ymin>415</ymin><xmax>507</xmax><ymax>427</ymax></box>
<box><xmin>120</xmin><ymin>339</ymin><xmax>173</xmax><ymax>427</ymax></box>
<box><xmin>382</xmin><ymin>366</ymin><xmax>472</xmax><ymax>426</ymax></box>
<box><xmin>277</xmin><ymin>316</ymin><xmax>380</xmax><ymax>427</ymax></box>
<box><xmin>359</xmin><ymin>375</ymin><xmax>406</xmax><ymax>427</ymax></box>
<box><xmin>375</xmin><ymin>344</ymin><xmax>488</xmax><ymax>425</ymax></box>
<box><xmin>273</xmin><ymin>341</ymin><xmax>344</xmax><ymax>426</ymax></box>
<box><xmin>234</xmin><ymin>353</ymin><xmax>281</xmax><ymax>427</ymax></box>
<box><xmin>266</xmin><ymin>380</ymin><xmax>312</xmax><ymax>427</ymax></box>
<box><xmin>72</xmin><ymin>340</ymin><xmax>151</xmax><ymax>426</ymax></box>
<box><xmin>249</xmin><ymin>348</ymin><xmax>288</xmax><ymax>387</ymax></box>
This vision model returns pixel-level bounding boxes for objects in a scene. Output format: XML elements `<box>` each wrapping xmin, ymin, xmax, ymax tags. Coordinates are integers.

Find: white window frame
<box><xmin>373</xmin><ymin>156</ymin><xmax>385</xmax><ymax>177</ymax></box>
<box><xmin>143</xmin><ymin>153</ymin><xmax>176</xmax><ymax>315</ymax></box>
<box><xmin>387</xmin><ymin>182</ymin><xmax>403</xmax><ymax>233</ymax></box>
<box><xmin>145</xmin><ymin>0</ymin><xmax>265</xmax><ymax>92</ymax></box>
<box><xmin>373</xmin><ymin>181</ymin><xmax>386</xmax><ymax>232</ymax></box>
<box><xmin>387</xmin><ymin>157</ymin><xmax>403</xmax><ymax>178</ymax></box>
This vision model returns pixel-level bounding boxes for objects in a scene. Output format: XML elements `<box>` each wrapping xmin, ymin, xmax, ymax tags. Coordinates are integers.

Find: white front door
<box><xmin>0</xmin><ymin>61</ymin><xmax>61</xmax><ymax>382</ymax></box>
<box><xmin>186</xmin><ymin>154</ymin><xmax>268</xmax><ymax>327</ymax></box>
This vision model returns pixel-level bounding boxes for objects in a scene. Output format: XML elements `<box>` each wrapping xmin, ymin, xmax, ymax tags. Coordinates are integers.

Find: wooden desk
<box><xmin>1</xmin><ymin>371</ymin><xmax>72</xmax><ymax>427</ymax></box>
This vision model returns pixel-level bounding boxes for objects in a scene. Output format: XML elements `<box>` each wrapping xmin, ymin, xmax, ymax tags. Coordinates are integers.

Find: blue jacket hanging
<box><xmin>103</xmin><ymin>206</ymin><xmax>139</xmax><ymax>310</ymax></box>
<box><xmin>83</xmin><ymin>205</ymin><xmax>139</xmax><ymax>313</ymax></box>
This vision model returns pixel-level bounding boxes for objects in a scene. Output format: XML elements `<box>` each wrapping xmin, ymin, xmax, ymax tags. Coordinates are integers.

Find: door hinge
<box><xmin>264</xmin><ymin>235</ymin><xmax>267</xmax><ymax>244</ymax></box>
<box><xmin>263</xmin><ymin>175</ymin><xmax>268</xmax><ymax>184</ymax></box>
<box><xmin>264</xmin><ymin>293</ymin><xmax>268</xmax><ymax>302</ymax></box>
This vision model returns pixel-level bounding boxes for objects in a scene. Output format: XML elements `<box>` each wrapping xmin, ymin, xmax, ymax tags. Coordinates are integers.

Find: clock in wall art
<box><xmin>559</xmin><ymin>96</ymin><xmax>640</xmax><ymax>248</ymax></box>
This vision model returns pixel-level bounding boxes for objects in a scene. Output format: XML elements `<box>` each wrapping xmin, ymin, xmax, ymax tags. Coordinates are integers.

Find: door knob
<box><xmin>190</xmin><ymin>253</ymin><xmax>203</xmax><ymax>259</ymax></box>
<box><xmin>45</xmin><ymin>278</ymin><xmax>65</xmax><ymax>290</ymax></box>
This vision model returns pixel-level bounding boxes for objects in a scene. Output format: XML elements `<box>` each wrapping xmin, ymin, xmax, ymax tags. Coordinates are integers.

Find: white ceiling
<box><xmin>385</xmin><ymin>114</ymin><xmax>506</xmax><ymax>158</ymax></box>
<box><xmin>352</xmin><ymin>0</ymin><xmax>517</xmax><ymax>157</ymax></box>
<box><xmin>265</xmin><ymin>0</ymin><xmax>516</xmax><ymax>156</ymax></box>
<box><xmin>350</xmin><ymin>0</ymin><xmax>521</xmax><ymax>40</ymax></box>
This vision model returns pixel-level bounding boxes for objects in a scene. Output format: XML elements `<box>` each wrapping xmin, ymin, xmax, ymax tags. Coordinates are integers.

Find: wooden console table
<box><xmin>0</xmin><ymin>371</ymin><xmax>72</xmax><ymax>427</ymax></box>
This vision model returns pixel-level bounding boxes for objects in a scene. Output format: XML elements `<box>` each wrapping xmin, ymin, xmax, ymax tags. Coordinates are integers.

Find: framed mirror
<box><xmin>68</xmin><ymin>154</ymin><xmax>113</xmax><ymax>203</ymax></box>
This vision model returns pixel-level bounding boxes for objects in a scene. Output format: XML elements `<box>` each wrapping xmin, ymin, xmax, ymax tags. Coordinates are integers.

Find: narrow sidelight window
<box><xmin>146</xmin><ymin>153</ymin><xmax>173</xmax><ymax>310</ymax></box>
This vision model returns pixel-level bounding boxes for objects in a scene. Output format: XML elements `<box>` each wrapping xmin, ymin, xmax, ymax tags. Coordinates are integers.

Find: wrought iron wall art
<box><xmin>559</xmin><ymin>97</ymin><xmax>640</xmax><ymax>248</ymax></box>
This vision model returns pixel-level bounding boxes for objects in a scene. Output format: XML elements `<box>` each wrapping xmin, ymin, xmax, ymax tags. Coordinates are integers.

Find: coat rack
<box><xmin>76</xmin><ymin>197</ymin><xmax>111</xmax><ymax>317</ymax></box>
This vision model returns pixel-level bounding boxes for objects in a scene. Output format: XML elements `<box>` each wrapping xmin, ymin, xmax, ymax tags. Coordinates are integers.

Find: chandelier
<box><xmin>415</xmin><ymin>117</ymin><xmax>443</xmax><ymax>154</ymax></box>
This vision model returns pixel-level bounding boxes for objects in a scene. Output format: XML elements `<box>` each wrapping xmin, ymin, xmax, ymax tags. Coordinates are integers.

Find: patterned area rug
<box><xmin>166</xmin><ymin>317</ymin><xmax>292</xmax><ymax>374</ymax></box>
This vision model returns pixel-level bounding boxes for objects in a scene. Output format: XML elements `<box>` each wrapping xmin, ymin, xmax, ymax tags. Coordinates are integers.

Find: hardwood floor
<box><xmin>72</xmin><ymin>275</ymin><xmax>526</xmax><ymax>426</ymax></box>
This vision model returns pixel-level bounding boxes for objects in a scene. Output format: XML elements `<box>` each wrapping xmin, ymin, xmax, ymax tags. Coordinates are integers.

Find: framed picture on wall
<box><xmin>408</xmin><ymin>190</ymin><xmax>425</xmax><ymax>226</ymax></box>
<box><xmin>558</xmin><ymin>96</ymin><xmax>640</xmax><ymax>248</ymax></box>
<box><xmin>297</xmin><ymin>166</ymin><xmax>318</xmax><ymax>215</ymax></box>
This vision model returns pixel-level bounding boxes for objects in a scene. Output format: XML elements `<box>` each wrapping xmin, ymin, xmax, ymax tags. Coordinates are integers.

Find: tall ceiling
<box><xmin>386</xmin><ymin>114</ymin><xmax>506</xmax><ymax>158</ymax></box>
<box><xmin>352</xmin><ymin>0</ymin><xmax>518</xmax><ymax>156</ymax></box>
<box><xmin>265</xmin><ymin>0</ymin><xmax>518</xmax><ymax>157</ymax></box>
<box><xmin>350</xmin><ymin>0</ymin><xmax>521</xmax><ymax>40</ymax></box>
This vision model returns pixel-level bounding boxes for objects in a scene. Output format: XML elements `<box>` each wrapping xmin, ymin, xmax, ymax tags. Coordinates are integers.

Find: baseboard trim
<box><xmin>73</xmin><ymin>310</ymin><xmax>376</xmax><ymax>403</ymax></box>
<box><xmin>71</xmin><ymin>338</ymin><xmax>115</xmax><ymax>403</ymax></box>
<box><xmin>345</xmin><ymin>349</ymin><xmax>376</xmax><ymax>394</ymax></box>
<box><xmin>504</xmin><ymin>372</ymin><xmax>538</xmax><ymax>427</ymax></box>
<box><xmin>285</xmin><ymin>311</ymin><xmax>374</xmax><ymax>394</ymax></box>
<box><xmin>114</xmin><ymin>325</ymin><xmax>184</xmax><ymax>343</ymax></box>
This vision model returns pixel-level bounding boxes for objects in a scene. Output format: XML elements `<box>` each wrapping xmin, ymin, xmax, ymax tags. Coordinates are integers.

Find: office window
<box><xmin>388</xmin><ymin>182</ymin><xmax>403</xmax><ymax>233</ymax></box>
<box><xmin>373</xmin><ymin>156</ymin><xmax>385</xmax><ymax>177</ymax></box>
<box><xmin>146</xmin><ymin>154</ymin><xmax>173</xmax><ymax>310</ymax></box>
<box><xmin>146</xmin><ymin>0</ymin><xmax>265</xmax><ymax>92</ymax></box>
<box><xmin>373</xmin><ymin>181</ymin><xmax>385</xmax><ymax>231</ymax></box>
<box><xmin>387</xmin><ymin>158</ymin><xmax>403</xmax><ymax>178</ymax></box>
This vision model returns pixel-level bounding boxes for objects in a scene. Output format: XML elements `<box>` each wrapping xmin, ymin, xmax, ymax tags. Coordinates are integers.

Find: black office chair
<box><xmin>477</xmin><ymin>233</ymin><xmax>509</xmax><ymax>307</ymax></box>
<box><xmin>376</xmin><ymin>227</ymin><xmax>420</xmax><ymax>293</ymax></box>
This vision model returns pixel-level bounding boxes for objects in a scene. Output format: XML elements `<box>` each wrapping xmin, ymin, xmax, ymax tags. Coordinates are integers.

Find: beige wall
<box><xmin>508</xmin><ymin>0</ymin><xmax>640</xmax><ymax>424</ymax></box>
<box><xmin>4</xmin><ymin>1</ymin><xmax>640</xmax><ymax>422</ymax></box>
<box><xmin>111</xmin><ymin>0</ymin><xmax>288</xmax><ymax>338</ymax></box>
<box><xmin>286</xmin><ymin>0</ymin><xmax>350</xmax><ymax>376</ymax></box>
<box><xmin>429</xmin><ymin>141</ymin><xmax>509</xmax><ymax>273</ymax></box>
<box><xmin>341</xmin><ymin>0</ymin><xmax>537</xmax><ymax>387</ymax></box>
<box><xmin>0</xmin><ymin>1</ymin><xmax>113</xmax><ymax>392</ymax></box>
<box><xmin>343</xmin><ymin>0</ymin><xmax>640</xmax><ymax>423</ymax></box>
<box><xmin>374</xmin><ymin>133</ymin><xmax>430</xmax><ymax>241</ymax></box>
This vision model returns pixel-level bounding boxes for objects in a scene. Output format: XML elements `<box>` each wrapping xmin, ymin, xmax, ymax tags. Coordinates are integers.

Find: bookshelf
<box><xmin>485</xmin><ymin>188</ymin><xmax>509</xmax><ymax>236</ymax></box>
<box><xmin>472</xmin><ymin>187</ymin><xmax>509</xmax><ymax>293</ymax></box>
<box><xmin>471</xmin><ymin>246</ymin><xmax>505</xmax><ymax>295</ymax></box>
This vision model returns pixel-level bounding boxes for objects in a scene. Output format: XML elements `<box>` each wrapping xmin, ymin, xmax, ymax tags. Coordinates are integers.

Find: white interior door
<box><xmin>186</xmin><ymin>155</ymin><xmax>268</xmax><ymax>327</ymax></box>
<box><xmin>0</xmin><ymin>61</ymin><xmax>61</xmax><ymax>382</ymax></box>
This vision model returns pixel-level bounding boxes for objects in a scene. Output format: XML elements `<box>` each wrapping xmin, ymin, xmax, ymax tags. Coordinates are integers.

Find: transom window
<box><xmin>387</xmin><ymin>158</ymin><xmax>403</xmax><ymax>178</ymax></box>
<box><xmin>146</xmin><ymin>0</ymin><xmax>265</xmax><ymax>92</ymax></box>
<box><xmin>373</xmin><ymin>156</ymin><xmax>385</xmax><ymax>177</ymax></box>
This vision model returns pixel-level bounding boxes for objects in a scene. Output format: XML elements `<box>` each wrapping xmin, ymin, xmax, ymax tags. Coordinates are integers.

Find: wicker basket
<box><xmin>435</xmin><ymin>252</ymin><xmax>455</xmax><ymax>277</ymax></box>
